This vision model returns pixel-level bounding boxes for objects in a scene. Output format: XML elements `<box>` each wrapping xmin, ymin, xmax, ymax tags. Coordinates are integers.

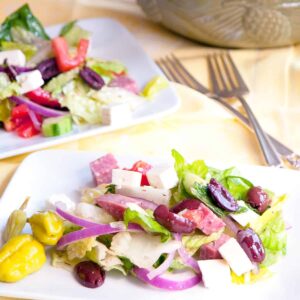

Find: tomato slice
<box><xmin>11</xmin><ymin>104</ymin><xmax>29</xmax><ymax>119</ymax></box>
<box><xmin>52</xmin><ymin>37</ymin><xmax>89</xmax><ymax>72</ymax></box>
<box><xmin>26</xmin><ymin>88</ymin><xmax>61</xmax><ymax>108</ymax></box>
<box><xmin>16</xmin><ymin>120</ymin><xmax>39</xmax><ymax>138</ymax></box>
<box><xmin>129</xmin><ymin>160</ymin><xmax>152</xmax><ymax>186</ymax></box>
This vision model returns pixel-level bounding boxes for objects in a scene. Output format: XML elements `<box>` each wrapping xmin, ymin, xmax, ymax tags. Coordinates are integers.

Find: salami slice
<box><xmin>109</xmin><ymin>76</ymin><xmax>139</xmax><ymax>94</ymax></box>
<box><xmin>90</xmin><ymin>153</ymin><xmax>118</xmax><ymax>185</ymax></box>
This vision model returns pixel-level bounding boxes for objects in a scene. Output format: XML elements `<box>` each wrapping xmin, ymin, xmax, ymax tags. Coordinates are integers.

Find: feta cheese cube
<box><xmin>219</xmin><ymin>238</ymin><xmax>254</xmax><ymax>276</ymax></box>
<box><xmin>146</xmin><ymin>165</ymin><xmax>178</xmax><ymax>189</ymax></box>
<box><xmin>116</xmin><ymin>185</ymin><xmax>171</xmax><ymax>205</ymax></box>
<box><xmin>0</xmin><ymin>50</ymin><xmax>26</xmax><ymax>66</ymax></box>
<box><xmin>101</xmin><ymin>103</ymin><xmax>132</xmax><ymax>126</ymax></box>
<box><xmin>48</xmin><ymin>194</ymin><xmax>75</xmax><ymax>212</ymax></box>
<box><xmin>197</xmin><ymin>259</ymin><xmax>231</xmax><ymax>288</ymax></box>
<box><xmin>112</xmin><ymin>169</ymin><xmax>142</xmax><ymax>187</ymax></box>
<box><xmin>230</xmin><ymin>201</ymin><xmax>259</xmax><ymax>227</ymax></box>
<box><xmin>16</xmin><ymin>70</ymin><xmax>44</xmax><ymax>94</ymax></box>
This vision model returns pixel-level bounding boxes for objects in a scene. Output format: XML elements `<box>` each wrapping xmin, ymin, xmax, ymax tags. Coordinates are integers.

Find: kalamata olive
<box><xmin>37</xmin><ymin>58</ymin><xmax>60</xmax><ymax>81</ymax></box>
<box><xmin>237</xmin><ymin>228</ymin><xmax>265</xmax><ymax>263</ymax></box>
<box><xmin>170</xmin><ymin>199</ymin><xmax>201</xmax><ymax>214</ymax></box>
<box><xmin>79</xmin><ymin>66</ymin><xmax>105</xmax><ymax>90</ymax></box>
<box><xmin>208</xmin><ymin>178</ymin><xmax>238</xmax><ymax>212</ymax></box>
<box><xmin>247</xmin><ymin>186</ymin><xmax>271</xmax><ymax>213</ymax></box>
<box><xmin>154</xmin><ymin>205</ymin><xmax>196</xmax><ymax>233</ymax></box>
<box><xmin>74</xmin><ymin>261</ymin><xmax>105</xmax><ymax>288</ymax></box>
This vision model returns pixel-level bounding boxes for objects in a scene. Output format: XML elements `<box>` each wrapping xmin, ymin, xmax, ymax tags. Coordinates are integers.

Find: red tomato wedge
<box><xmin>52</xmin><ymin>37</ymin><xmax>89</xmax><ymax>72</ymax></box>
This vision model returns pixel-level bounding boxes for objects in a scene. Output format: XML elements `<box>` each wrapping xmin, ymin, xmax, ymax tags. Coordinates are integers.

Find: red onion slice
<box><xmin>56</xmin><ymin>206</ymin><xmax>101</xmax><ymax>228</ymax></box>
<box><xmin>28</xmin><ymin>110</ymin><xmax>42</xmax><ymax>131</ymax></box>
<box><xmin>133</xmin><ymin>267</ymin><xmax>201</xmax><ymax>291</ymax></box>
<box><xmin>147</xmin><ymin>251</ymin><xmax>175</xmax><ymax>280</ymax></box>
<box><xmin>10</xmin><ymin>96</ymin><xmax>68</xmax><ymax>118</ymax></box>
<box><xmin>57</xmin><ymin>222</ymin><xmax>143</xmax><ymax>250</ymax></box>
<box><xmin>174</xmin><ymin>234</ymin><xmax>201</xmax><ymax>274</ymax></box>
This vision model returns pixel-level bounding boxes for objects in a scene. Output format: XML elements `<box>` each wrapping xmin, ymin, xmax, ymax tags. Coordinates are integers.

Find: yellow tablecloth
<box><xmin>0</xmin><ymin>1</ymin><xmax>299</xmax><ymax>299</ymax></box>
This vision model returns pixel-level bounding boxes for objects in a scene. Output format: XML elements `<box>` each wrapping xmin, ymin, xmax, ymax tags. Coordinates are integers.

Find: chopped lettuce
<box><xmin>81</xmin><ymin>184</ymin><xmax>110</xmax><ymax>204</ymax></box>
<box><xmin>250</xmin><ymin>194</ymin><xmax>287</xmax><ymax>268</ymax></box>
<box><xmin>66</xmin><ymin>237</ymin><xmax>97</xmax><ymax>260</ymax></box>
<box><xmin>259</xmin><ymin>211</ymin><xmax>287</xmax><ymax>267</ymax></box>
<box><xmin>1</xmin><ymin>41</ymin><xmax>37</xmax><ymax>60</ymax></box>
<box><xmin>0</xmin><ymin>73</ymin><xmax>20</xmax><ymax>100</ymax></box>
<box><xmin>44</xmin><ymin>68</ymin><xmax>80</xmax><ymax>96</ymax></box>
<box><xmin>123</xmin><ymin>206</ymin><xmax>171</xmax><ymax>242</ymax></box>
<box><xmin>221</xmin><ymin>176</ymin><xmax>253</xmax><ymax>200</ymax></box>
<box><xmin>60</xmin><ymin>21</ymin><xmax>90</xmax><ymax>47</ymax></box>
<box><xmin>87</xmin><ymin>58</ymin><xmax>127</xmax><ymax>78</ymax></box>
<box><xmin>172</xmin><ymin>149</ymin><xmax>254</xmax><ymax>206</ymax></box>
<box><xmin>141</xmin><ymin>76</ymin><xmax>168</xmax><ymax>98</ymax></box>
<box><xmin>191</xmin><ymin>182</ymin><xmax>226</xmax><ymax>217</ymax></box>
<box><xmin>51</xmin><ymin>249</ymin><xmax>83</xmax><ymax>272</ymax></box>
<box><xmin>182</xmin><ymin>231</ymin><xmax>223</xmax><ymax>255</ymax></box>
<box><xmin>0</xmin><ymin>4</ymin><xmax>49</xmax><ymax>42</ymax></box>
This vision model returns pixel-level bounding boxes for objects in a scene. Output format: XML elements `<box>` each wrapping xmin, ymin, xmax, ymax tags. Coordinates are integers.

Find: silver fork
<box><xmin>207</xmin><ymin>52</ymin><xmax>282</xmax><ymax>167</ymax></box>
<box><xmin>156</xmin><ymin>54</ymin><xmax>300</xmax><ymax>170</ymax></box>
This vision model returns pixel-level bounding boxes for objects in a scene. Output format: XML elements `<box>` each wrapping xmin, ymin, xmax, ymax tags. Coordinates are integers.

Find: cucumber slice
<box><xmin>42</xmin><ymin>115</ymin><xmax>72</xmax><ymax>137</ymax></box>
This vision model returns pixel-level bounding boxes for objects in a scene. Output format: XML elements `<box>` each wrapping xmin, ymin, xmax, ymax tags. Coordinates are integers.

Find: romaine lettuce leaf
<box><xmin>182</xmin><ymin>230</ymin><xmax>223</xmax><ymax>255</ymax></box>
<box><xmin>191</xmin><ymin>182</ymin><xmax>226</xmax><ymax>217</ymax></box>
<box><xmin>123</xmin><ymin>207</ymin><xmax>171</xmax><ymax>242</ymax></box>
<box><xmin>0</xmin><ymin>4</ymin><xmax>49</xmax><ymax>42</ymax></box>
<box><xmin>60</xmin><ymin>21</ymin><xmax>90</xmax><ymax>47</ymax></box>
<box><xmin>44</xmin><ymin>68</ymin><xmax>80</xmax><ymax>96</ymax></box>
<box><xmin>1</xmin><ymin>41</ymin><xmax>37</xmax><ymax>60</ymax></box>
<box><xmin>87</xmin><ymin>58</ymin><xmax>127</xmax><ymax>78</ymax></box>
<box><xmin>0</xmin><ymin>73</ymin><xmax>20</xmax><ymax>100</ymax></box>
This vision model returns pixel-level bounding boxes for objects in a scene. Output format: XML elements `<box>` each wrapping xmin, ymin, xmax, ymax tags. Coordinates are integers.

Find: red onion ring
<box><xmin>133</xmin><ymin>267</ymin><xmax>201</xmax><ymax>291</ymax></box>
<box><xmin>147</xmin><ymin>251</ymin><xmax>175</xmax><ymax>280</ymax></box>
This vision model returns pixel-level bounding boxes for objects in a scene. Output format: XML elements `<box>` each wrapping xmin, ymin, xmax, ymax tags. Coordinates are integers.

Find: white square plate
<box><xmin>0</xmin><ymin>18</ymin><xmax>180</xmax><ymax>159</ymax></box>
<box><xmin>0</xmin><ymin>150</ymin><xmax>299</xmax><ymax>300</ymax></box>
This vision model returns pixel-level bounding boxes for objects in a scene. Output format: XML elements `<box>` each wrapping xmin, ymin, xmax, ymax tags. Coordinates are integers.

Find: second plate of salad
<box><xmin>0</xmin><ymin>5</ymin><xmax>180</xmax><ymax>159</ymax></box>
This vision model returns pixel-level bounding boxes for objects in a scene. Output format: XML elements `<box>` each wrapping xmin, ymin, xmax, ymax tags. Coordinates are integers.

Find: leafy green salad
<box><xmin>0</xmin><ymin>4</ymin><xmax>167</xmax><ymax>138</ymax></box>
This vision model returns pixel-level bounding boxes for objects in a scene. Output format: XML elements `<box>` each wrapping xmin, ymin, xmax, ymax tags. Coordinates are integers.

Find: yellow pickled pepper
<box><xmin>0</xmin><ymin>234</ymin><xmax>46</xmax><ymax>283</ymax></box>
<box><xmin>28</xmin><ymin>211</ymin><xmax>64</xmax><ymax>246</ymax></box>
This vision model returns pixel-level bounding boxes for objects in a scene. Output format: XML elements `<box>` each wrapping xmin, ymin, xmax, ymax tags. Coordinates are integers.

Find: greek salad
<box><xmin>0</xmin><ymin>150</ymin><xmax>288</xmax><ymax>290</ymax></box>
<box><xmin>0</xmin><ymin>4</ymin><xmax>167</xmax><ymax>138</ymax></box>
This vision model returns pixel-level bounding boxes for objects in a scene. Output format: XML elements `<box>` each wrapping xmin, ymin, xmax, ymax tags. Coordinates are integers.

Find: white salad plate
<box><xmin>0</xmin><ymin>150</ymin><xmax>299</xmax><ymax>300</ymax></box>
<box><xmin>0</xmin><ymin>18</ymin><xmax>180</xmax><ymax>160</ymax></box>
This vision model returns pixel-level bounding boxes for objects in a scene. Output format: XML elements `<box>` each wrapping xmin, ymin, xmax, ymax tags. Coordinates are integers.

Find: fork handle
<box><xmin>237</xmin><ymin>96</ymin><xmax>283</xmax><ymax>167</ymax></box>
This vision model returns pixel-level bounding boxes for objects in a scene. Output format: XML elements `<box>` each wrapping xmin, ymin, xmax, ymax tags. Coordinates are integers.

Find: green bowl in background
<box><xmin>138</xmin><ymin>0</ymin><xmax>300</xmax><ymax>48</ymax></box>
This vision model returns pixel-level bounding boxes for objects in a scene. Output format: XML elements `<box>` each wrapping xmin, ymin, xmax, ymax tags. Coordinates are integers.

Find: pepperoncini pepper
<box><xmin>28</xmin><ymin>211</ymin><xmax>64</xmax><ymax>246</ymax></box>
<box><xmin>0</xmin><ymin>234</ymin><xmax>46</xmax><ymax>283</ymax></box>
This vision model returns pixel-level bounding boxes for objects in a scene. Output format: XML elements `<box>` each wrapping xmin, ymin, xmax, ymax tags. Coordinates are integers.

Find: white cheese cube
<box><xmin>101</xmin><ymin>103</ymin><xmax>132</xmax><ymax>126</ymax></box>
<box><xmin>219</xmin><ymin>238</ymin><xmax>254</xmax><ymax>276</ymax></box>
<box><xmin>0</xmin><ymin>50</ymin><xmax>26</xmax><ymax>66</ymax></box>
<box><xmin>230</xmin><ymin>201</ymin><xmax>259</xmax><ymax>227</ymax></box>
<box><xmin>198</xmin><ymin>259</ymin><xmax>231</xmax><ymax>288</ymax></box>
<box><xmin>16</xmin><ymin>70</ymin><xmax>44</xmax><ymax>94</ymax></box>
<box><xmin>48</xmin><ymin>194</ymin><xmax>75</xmax><ymax>212</ymax></box>
<box><xmin>146</xmin><ymin>165</ymin><xmax>178</xmax><ymax>189</ymax></box>
<box><xmin>112</xmin><ymin>169</ymin><xmax>142</xmax><ymax>187</ymax></box>
<box><xmin>116</xmin><ymin>185</ymin><xmax>171</xmax><ymax>205</ymax></box>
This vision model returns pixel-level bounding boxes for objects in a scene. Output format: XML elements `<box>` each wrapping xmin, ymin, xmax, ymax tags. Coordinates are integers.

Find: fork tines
<box><xmin>156</xmin><ymin>55</ymin><xmax>209</xmax><ymax>94</ymax></box>
<box><xmin>207</xmin><ymin>52</ymin><xmax>249</xmax><ymax>98</ymax></box>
